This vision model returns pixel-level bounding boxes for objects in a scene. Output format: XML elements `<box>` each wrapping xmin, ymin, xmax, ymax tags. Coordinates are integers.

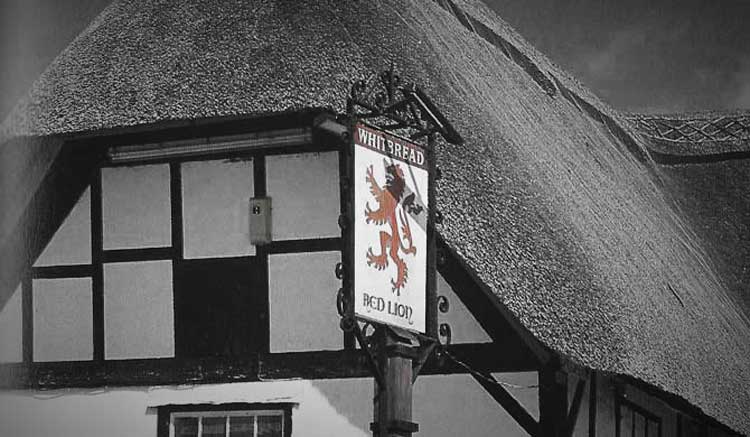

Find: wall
<box><xmin>0</xmin><ymin>374</ymin><xmax>538</xmax><ymax>437</ymax></box>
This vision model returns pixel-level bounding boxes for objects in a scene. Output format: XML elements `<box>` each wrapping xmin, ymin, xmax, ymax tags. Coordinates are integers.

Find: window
<box><xmin>160</xmin><ymin>405</ymin><xmax>292</xmax><ymax>437</ymax></box>
<box><xmin>617</xmin><ymin>397</ymin><xmax>662</xmax><ymax>437</ymax></box>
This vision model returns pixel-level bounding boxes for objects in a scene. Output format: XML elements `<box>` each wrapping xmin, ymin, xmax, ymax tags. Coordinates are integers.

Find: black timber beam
<box><xmin>436</xmin><ymin>236</ymin><xmax>549</xmax><ymax>365</ymax></box>
<box><xmin>563</xmin><ymin>379</ymin><xmax>586</xmax><ymax>437</ymax></box>
<box><xmin>0</xmin><ymin>342</ymin><xmax>532</xmax><ymax>389</ymax></box>
<box><xmin>539</xmin><ymin>363</ymin><xmax>569</xmax><ymax>437</ymax></box>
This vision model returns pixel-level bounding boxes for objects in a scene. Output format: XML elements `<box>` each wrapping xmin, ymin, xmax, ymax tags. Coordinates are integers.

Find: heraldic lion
<box><xmin>364</xmin><ymin>160</ymin><xmax>417</xmax><ymax>294</ymax></box>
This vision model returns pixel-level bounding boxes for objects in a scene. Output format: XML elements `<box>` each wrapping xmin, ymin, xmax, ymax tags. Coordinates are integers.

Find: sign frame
<box><xmin>338</xmin><ymin>67</ymin><xmax>462</xmax><ymax>343</ymax></box>
<box><xmin>348</xmin><ymin>121</ymin><xmax>432</xmax><ymax>334</ymax></box>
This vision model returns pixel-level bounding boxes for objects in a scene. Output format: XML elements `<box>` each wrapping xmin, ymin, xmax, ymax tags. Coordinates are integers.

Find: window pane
<box><xmin>174</xmin><ymin>417</ymin><xmax>198</xmax><ymax>437</ymax></box>
<box><xmin>266</xmin><ymin>152</ymin><xmax>339</xmax><ymax>240</ymax></box>
<box><xmin>33</xmin><ymin>278</ymin><xmax>93</xmax><ymax>362</ymax></box>
<box><xmin>0</xmin><ymin>283</ymin><xmax>22</xmax><ymax>363</ymax></box>
<box><xmin>34</xmin><ymin>187</ymin><xmax>91</xmax><ymax>266</ymax></box>
<box><xmin>229</xmin><ymin>416</ymin><xmax>254</xmax><ymax>437</ymax></box>
<box><xmin>634</xmin><ymin>412</ymin><xmax>645</xmax><ymax>437</ymax></box>
<box><xmin>104</xmin><ymin>261</ymin><xmax>174</xmax><ymax>359</ymax></box>
<box><xmin>257</xmin><ymin>415</ymin><xmax>282</xmax><ymax>437</ymax></box>
<box><xmin>202</xmin><ymin>417</ymin><xmax>227</xmax><ymax>437</ymax></box>
<box><xmin>102</xmin><ymin>164</ymin><xmax>171</xmax><ymax>249</ymax></box>
<box><xmin>182</xmin><ymin>159</ymin><xmax>256</xmax><ymax>258</ymax></box>
<box><xmin>269</xmin><ymin>251</ymin><xmax>341</xmax><ymax>352</ymax></box>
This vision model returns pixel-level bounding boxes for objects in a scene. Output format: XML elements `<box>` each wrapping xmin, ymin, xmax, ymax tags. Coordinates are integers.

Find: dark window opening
<box><xmin>175</xmin><ymin>257</ymin><xmax>265</xmax><ymax>358</ymax></box>
<box><xmin>616</xmin><ymin>396</ymin><xmax>662</xmax><ymax>437</ymax></box>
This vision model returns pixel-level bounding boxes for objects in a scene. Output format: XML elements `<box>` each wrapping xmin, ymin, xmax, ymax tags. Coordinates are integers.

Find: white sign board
<box><xmin>352</xmin><ymin>123</ymin><xmax>429</xmax><ymax>333</ymax></box>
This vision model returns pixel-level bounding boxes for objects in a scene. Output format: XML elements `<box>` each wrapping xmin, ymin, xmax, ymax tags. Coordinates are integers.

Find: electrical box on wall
<box><xmin>249</xmin><ymin>197</ymin><xmax>272</xmax><ymax>245</ymax></box>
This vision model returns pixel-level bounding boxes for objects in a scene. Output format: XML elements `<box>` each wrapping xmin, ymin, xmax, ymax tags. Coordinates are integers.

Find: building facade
<box><xmin>0</xmin><ymin>1</ymin><xmax>748</xmax><ymax>436</ymax></box>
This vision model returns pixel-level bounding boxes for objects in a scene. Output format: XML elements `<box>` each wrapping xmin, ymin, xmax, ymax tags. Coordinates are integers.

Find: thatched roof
<box><xmin>1</xmin><ymin>0</ymin><xmax>749</xmax><ymax>433</ymax></box>
<box><xmin>626</xmin><ymin>111</ymin><xmax>750</xmax><ymax>159</ymax></box>
<box><xmin>631</xmin><ymin>110</ymin><xmax>750</xmax><ymax>346</ymax></box>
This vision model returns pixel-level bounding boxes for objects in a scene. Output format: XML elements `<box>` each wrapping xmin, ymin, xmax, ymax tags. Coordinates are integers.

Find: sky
<box><xmin>1</xmin><ymin>0</ymin><xmax>749</xmax><ymax>122</ymax></box>
<box><xmin>485</xmin><ymin>0</ymin><xmax>750</xmax><ymax>113</ymax></box>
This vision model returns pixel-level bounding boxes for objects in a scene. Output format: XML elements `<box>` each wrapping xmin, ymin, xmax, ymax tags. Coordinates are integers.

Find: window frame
<box><xmin>157</xmin><ymin>403</ymin><xmax>294</xmax><ymax>437</ymax></box>
<box><xmin>615</xmin><ymin>394</ymin><xmax>663</xmax><ymax>437</ymax></box>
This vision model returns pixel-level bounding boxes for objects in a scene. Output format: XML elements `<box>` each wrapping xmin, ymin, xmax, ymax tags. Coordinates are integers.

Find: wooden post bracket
<box><xmin>351</xmin><ymin>321</ymin><xmax>385</xmax><ymax>388</ymax></box>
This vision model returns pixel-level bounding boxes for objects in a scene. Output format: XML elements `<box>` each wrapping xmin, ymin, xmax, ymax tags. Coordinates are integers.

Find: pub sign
<box><xmin>352</xmin><ymin>123</ymin><xmax>428</xmax><ymax>333</ymax></box>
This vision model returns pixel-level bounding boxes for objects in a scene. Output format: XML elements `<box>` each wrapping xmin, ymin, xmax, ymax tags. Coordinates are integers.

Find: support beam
<box><xmin>469</xmin><ymin>370</ymin><xmax>539</xmax><ymax>436</ymax></box>
<box><xmin>588</xmin><ymin>372</ymin><xmax>597</xmax><ymax>437</ymax></box>
<box><xmin>539</xmin><ymin>364</ymin><xmax>568</xmax><ymax>437</ymax></box>
<box><xmin>0</xmin><ymin>342</ymin><xmax>529</xmax><ymax>389</ymax></box>
<box><xmin>564</xmin><ymin>379</ymin><xmax>586</xmax><ymax>436</ymax></box>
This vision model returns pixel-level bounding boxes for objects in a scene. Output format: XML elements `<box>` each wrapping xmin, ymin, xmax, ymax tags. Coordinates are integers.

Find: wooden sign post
<box><xmin>337</xmin><ymin>67</ymin><xmax>463</xmax><ymax>437</ymax></box>
<box><xmin>350</xmin><ymin>122</ymin><xmax>429</xmax><ymax>436</ymax></box>
<box><xmin>373</xmin><ymin>328</ymin><xmax>419</xmax><ymax>436</ymax></box>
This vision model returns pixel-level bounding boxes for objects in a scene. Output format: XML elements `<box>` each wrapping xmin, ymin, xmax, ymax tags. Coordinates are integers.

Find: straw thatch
<box><xmin>1</xmin><ymin>0</ymin><xmax>749</xmax><ymax>433</ymax></box>
<box><xmin>631</xmin><ymin>111</ymin><xmax>750</xmax><ymax>346</ymax></box>
<box><xmin>627</xmin><ymin>111</ymin><xmax>750</xmax><ymax>158</ymax></box>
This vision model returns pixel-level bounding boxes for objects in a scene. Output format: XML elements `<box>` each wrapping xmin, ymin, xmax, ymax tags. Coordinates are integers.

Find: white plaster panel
<box><xmin>104</xmin><ymin>261</ymin><xmax>175</xmax><ymax>359</ymax></box>
<box><xmin>102</xmin><ymin>164</ymin><xmax>171</xmax><ymax>249</ymax></box>
<box><xmin>269</xmin><ymin>251</ymin><xmax>342</xmax><ymax>352</ymax></box>
<box><xmin>182</xmin><ymin>159</ymin><xmax>256</xmax><ymax>258</ymax></box>
<box><xmin>266</xmin><ymin>152</ymin><xmax>340</xmax><ymax>241</ymax></box>
<box><xmin>33</xmin><ymin>278</ymin><xmax>93</xmax><ymax>362</ymax></box>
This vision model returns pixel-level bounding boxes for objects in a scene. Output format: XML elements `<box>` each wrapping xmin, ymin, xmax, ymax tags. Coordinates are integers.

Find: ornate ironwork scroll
<box><xmin>347</xmin><ymin>65</ymin><xmax>464</xmax><ymax>146</ymax></box>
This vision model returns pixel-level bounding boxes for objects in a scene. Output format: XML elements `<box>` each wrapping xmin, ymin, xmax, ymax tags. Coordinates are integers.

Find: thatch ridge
<box><xmin>626</xmin><ymin>111</ymin><xmax>750</xmax><ymax>160</ymax></box>
<box><xmin>1</xmin><ymin>0</ymin><xmax>749</xmax><ymax>434</ymax></box>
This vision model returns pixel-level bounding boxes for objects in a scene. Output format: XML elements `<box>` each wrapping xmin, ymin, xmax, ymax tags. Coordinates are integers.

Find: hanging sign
<box><xmin>352</xmin><ymin>122</ymin><xmax>429</xmax><ymax>333</ymax></box>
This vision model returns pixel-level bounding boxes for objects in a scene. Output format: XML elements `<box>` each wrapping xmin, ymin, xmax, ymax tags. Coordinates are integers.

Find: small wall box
<box><xmin>249</xmin><ymin>197</ymin><xmax>272</xmax><ymax>245</ymax></box>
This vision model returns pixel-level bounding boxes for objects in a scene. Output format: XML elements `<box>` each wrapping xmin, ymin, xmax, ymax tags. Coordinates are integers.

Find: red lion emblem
<box><xmin>364</xmin><ymin>161</ymin><xmax>417</xmax><ymax>294</ymax></box>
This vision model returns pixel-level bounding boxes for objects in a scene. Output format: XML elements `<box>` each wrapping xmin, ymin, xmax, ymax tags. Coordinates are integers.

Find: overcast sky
<box><xmin>486</xmin><ymin>0</ymin><xmax>750</xmax><ymax>114</ymax></box>
<box><xmin>1</xmin><ymin>0</ymin><xmax>749</xmax><ymax>122</ymax></box>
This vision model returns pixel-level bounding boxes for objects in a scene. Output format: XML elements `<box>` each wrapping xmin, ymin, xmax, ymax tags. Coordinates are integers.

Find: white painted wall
<box><xmin>104</xmin><ymin>260</ymin><xmax>175</xmax><ymax>359</ymax></box>
<box><xmin>32</xmin><ymin>277</ymin><xmax>93</xmax><ymax>362</ymax></box>
<box><xmin>102</xmin><ymin>164</ymin><xmax>171</xmax><ymax>250</ymax></box>
<box><xmin>0</xmin><ymin>374</ymin><xmax>539</xmax><ymax>437</ymax></box>
<box><xmin>182</xmin><ymin>159</ymin><xmax>256</xmax><ymax>259</ymax></box>
<box><xmin>266</xmin><ymin>152</ymin><xmax>340</xmax><ymax>241</ymax></box>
